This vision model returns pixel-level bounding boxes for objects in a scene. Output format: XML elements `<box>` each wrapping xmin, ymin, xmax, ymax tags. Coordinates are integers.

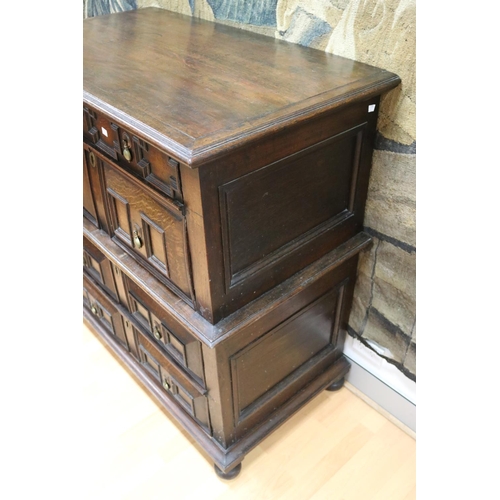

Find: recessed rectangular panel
<box><xmin>231</xmin><ymin>288</ymin><xmax>339</xmax><ymax>416</ymax></box>
<box><xmin>107</xmin><ymin>188</ymin><xmax>132</xmax><ymax>242</ymax></box>
<box><xmin>139</xmin><ymin>346</ymin><xmax>161</xmax><ymax>378</ymax></box>
<box><xmin>142</xmin><ymin>214</ymin><xmax>169</xmax><ymax>274</ymax></box>
<box><xmin>220</xmin><ymin>127</ymin><xmax>363</xmax><ymax>285</ymax></box>
<box><xmin>166</xmin><ymin>331</ymin><xmax>187</xmax><ymax>365</ymax></box>
<box><xmin>102</xmin><ymin>160</ymin><xmax>193</xmax><ymax>300</ymax></box>
<box><xmin>130</xmin><ymin>294</ymin><xmax>152</xmax><ymax>332</ymax></box>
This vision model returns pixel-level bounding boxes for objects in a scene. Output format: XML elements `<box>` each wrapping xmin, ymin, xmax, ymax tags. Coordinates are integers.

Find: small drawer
<box><xmin>135</xmin><ymin>327</ymin><xmax>211</xmax><ymax>433</ymax></box>
<box><xmin>83</xmin><ymin>277</ymin><xmax>131</xmax><ymax>351</ymax></box>
<box><xmin>83</xmin><ymin>236</ymin><xmax>119</xmax><ymax>302</ymax></box>
<box><xmin>125</xmin><ymin>277</ymin><xmax>205</xmax><ymax>386</ymax></box>
<box><xmin>83</xmin><ymin>105</ymin><xmax>182</xmax><ymax>201</ymax></box>
<box><xmin>98</xmin><ymin>149</ymin><xmax>194</xmax><ymax>304</ymax></box>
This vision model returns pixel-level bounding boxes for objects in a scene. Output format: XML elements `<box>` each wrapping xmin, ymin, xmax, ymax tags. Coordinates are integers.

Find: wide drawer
<box><xmin>83</xmin><ymin>276</ymin><xmax>132</xmax><ymax>351</ymax></box>
<box><xmin>125</xmin><ymin>277</ymin><xmax>205</xmax><ymax>386</ymax></box>
<box><xmin>134</xmin><ymin>327</ymin><xmax>211</xmax><ymax>433</ymax></box>
<box><xmin>83</xmin><ymin>104</ymin><xmax>182</xmax><ymax>201</ymax></box>
<box><xmin>83</xmin><ymin>272</ymin><xmax>211</xmax><ymax>434</ymax></box>
<box><xmin>86</xmin><ymin>144</ymin><xmax>194</xmax><ymax>305</ymax></box>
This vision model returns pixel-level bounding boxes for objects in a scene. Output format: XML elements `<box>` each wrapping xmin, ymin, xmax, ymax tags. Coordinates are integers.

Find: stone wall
<box><xmin>84</xmin><ymin>0</ymin><xmax>416</xmax><ymax>381</ymax></box>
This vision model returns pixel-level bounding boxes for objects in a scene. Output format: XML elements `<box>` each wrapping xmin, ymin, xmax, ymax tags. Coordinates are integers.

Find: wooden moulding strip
<box><xmin>83</xmin><ymin>216</ymin><xmax>372</xmax><ymax>347</ymax></box>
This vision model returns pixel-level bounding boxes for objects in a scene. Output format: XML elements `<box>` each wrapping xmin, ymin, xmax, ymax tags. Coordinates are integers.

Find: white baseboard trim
<box><xmin>343</xmin><ymin>336</ymin><xmax>416</xmax><ymax>434</ymax></box>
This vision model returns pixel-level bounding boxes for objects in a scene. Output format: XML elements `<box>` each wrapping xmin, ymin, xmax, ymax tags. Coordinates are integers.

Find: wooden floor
<box><xmin>82</xmin><ymin>324</ymin><xmax>416</xmax><ymax>500</ymax></box>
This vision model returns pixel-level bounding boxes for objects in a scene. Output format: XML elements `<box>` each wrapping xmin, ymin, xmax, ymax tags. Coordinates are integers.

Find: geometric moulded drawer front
<box><xmin>83</xmin><ymin>104</ymin><xmax>182</xmax><ymax>201</ymax></box>
<box><xmin>125</xmin><ymin>276</ymin><xmax>205</xmax><ymax>386</ymax></box>
<box><xmin>135</xmin><ymin>327</ymin><xmax>211</xmax><ymax>434</ymax></box>
<box><xmin>100</xmin><ymin>153</ymin><xmax>194</xmax><ymax>305</ymax></box>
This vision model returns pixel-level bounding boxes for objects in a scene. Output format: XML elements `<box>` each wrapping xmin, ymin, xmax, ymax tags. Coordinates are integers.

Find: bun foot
<box><xmin>326</xmin><ymin>377</ymin><xmax>345</xmax><ymax>392</ymax></box>
<box><xmin>214</xmin><ymin>463</ymin><xmax>242</xmax><ymax>480</ymax></box>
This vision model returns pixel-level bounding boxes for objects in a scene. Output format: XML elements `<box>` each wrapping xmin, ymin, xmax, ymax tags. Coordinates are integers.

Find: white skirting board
<box><xmin>343</xmin><ymin>335</ymin><xmax>416</xmax><ymax>434</ymax></box>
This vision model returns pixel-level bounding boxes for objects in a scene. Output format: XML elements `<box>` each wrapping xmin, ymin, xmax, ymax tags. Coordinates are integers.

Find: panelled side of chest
<box><xmin>184</xmin><ymin>97</ymin><xmax>382</xmax><ymax>323</ymax></box>
<box><xmin>200</xmin><ymin>251</ymin><xmax>359</xmax><ymax>463</ymax></box>
<box><xmin>83</xmin><ymin>95</ymin><xmax>383</xmax><ymax>327</ymax></box>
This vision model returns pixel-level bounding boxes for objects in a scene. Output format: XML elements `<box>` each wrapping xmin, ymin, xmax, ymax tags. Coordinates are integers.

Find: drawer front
<box><xmin>83</xmin><ymin>144</ymin><xmax>111</xmax><ymax>232</ymax></box>
<box><xmin>101</xmin><ymin>154</ymin><xmax>194</xmax><ymax>303</ymax></box>
<box><xmin>83</xmin><ymin>148</ymin><xmax>98</xmax><ymax>227</ymax></box>
<box><xmin>83</xmin><ymin>271</ymin><xmax>210</xmax><ymax>433</ymax></box>
<box><xmin>135</xmin><ymin>327</ymin><xmax>211</xmax><ymax>433</ymax></box>
<box><xmin>83</xmin><ymin>236</ymin><xmax>119</xmax><ymax>302</ymax></box>
<box><xmin>83</xmin><ymin>279</ymin><xmax>131</xmax><ymax>351</ymax></box>
<box><xmin>83</xmin><ymin>234</ymin><xmax>131</xmax><ymax>309</ymax></box>
<box><xmin>83</xmin><ymin>105</ymin><xmax>182</xmax><ymax>201</ymax></box>
<box><xmin>125</xmin><ymin>277</ymin><xmax>205</xmax><ymax>386</ymax></box>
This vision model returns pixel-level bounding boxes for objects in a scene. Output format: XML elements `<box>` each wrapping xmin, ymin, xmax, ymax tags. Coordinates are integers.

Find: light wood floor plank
<box><xmin>82</xmin><ymin>324</ymin><xmax>415</xmax><ymax>499</ymax></box>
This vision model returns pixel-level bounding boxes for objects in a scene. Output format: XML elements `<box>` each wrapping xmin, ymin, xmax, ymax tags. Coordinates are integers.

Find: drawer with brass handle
<box><xmin>85</xmin><ymin>144</ymin><xmax>194</xmax><ymax>306</ymax></box>
<box><xmin>83</xmin><ymin>105</ymin><xmax>182</xmax><ymax>201</ymax></box>
<box><xmin>83</xmin><ymin>276</ymin><xmax>131</xmax><ymax>351</ymax></box>
<box><xmin>135</xmin><ymin>327</ymin><xmax>211</xmax><ymax>434</ymax></box>
<box><xmin>126</xmin><ymin>276</ymin><xmax>205</xmax><ymax>387</ymax></box>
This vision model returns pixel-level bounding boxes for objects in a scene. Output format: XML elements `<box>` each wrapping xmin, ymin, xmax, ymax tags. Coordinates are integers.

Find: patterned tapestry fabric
<box><xmin>83</xmin><ymin>0</ymin><xmax>137</xmax><ymax>18</ymax></box>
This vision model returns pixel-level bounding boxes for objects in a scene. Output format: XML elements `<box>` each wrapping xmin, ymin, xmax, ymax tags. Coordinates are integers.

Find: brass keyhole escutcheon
<box><xmin>163</xmin><ymin>379</ymin><xmax>170</xmax><ymax>390</ymax></box>
<box><xmin>91</xmin><ymin>304</ymin><xmax>98</xmax><ymax>315</ymax></box>
<box><xmin>89</xmin><ymin>151</ymin><xmax>96</xmax><ymax>167</ymax></box>
<box><xmin>133</xmin><ymin>230</ymin><xmax>143</xmax><ymax>249</ymax></box>
<box><xmin>122</xmin><ymin>140</ymin><xmax>132</xmax><ymax>161</ymax></box>
<box><xmin>154</xmin><ymin>326</ymin><xmax>162</xmax><ymax>341</ymax></box>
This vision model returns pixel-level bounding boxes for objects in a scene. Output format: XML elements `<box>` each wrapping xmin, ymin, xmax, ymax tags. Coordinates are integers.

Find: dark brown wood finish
<box><xmin>83</xmin><ymin>7</ymin><xmax>400</xmax><ymax>478</ymax></box>
<box><xmin>83</xmin><ymin>224</ymin><xmax>357</xmax><ymax>472</ymax></box>
<box><xmin>84</xmin><ymin>8</ymin><xmax>399</xmax><ymax>166</ymax></box>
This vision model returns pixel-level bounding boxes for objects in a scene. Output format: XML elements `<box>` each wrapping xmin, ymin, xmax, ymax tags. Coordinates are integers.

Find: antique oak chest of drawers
<box><xmin>83</xmin><ymin>7</ymin><xmax>400</xmax><ymax>479</ymax></box>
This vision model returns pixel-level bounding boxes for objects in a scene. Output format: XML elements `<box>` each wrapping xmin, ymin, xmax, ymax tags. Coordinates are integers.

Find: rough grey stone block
<box><xmin>372</xmin><ymin>279</ymin><xmax>415</xmax><ymax>337</ymax></box>
<box><xmin>362</xmin><ymin>308</ymin><xmax>410</xmax><ymax>364</ymax></box>
<box><xmin>364</xmin><ymin>150</ymin><xmax>416</xmax><ymax>248</ymax></box>
<box><xmin>374</xmin><ymin>240</ymin><xmax>416</xmax><ymax>300</ymax></box>
<box><xmin>404</xmin><ymin>341</ymin><xmax>416</xmax><ymax>376</ymax></box>
<box><xmin>349</xmin><ymin>272</ymin><xmax>372</xmax><ymax>333</ymax></box>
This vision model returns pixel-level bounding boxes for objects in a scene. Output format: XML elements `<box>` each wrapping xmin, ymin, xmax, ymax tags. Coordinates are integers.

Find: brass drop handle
<box><xmin>163</xmin><ymin>379</ymin><xmax>170</xmax><ymax>390</ymax></box>
<box><xmin>153</xmin><ymin>325</ymin><xmax>162</xmax><ymax>341</ymax></box>
<box><xmin>122</xmin><ymin>140</ymin><xmax>132</xmax><ymax>161</ymax></box>
<box><xmin>133</xmin><ymin>229</ymin><xmax>143</xmax><ymax>249</ymax></box>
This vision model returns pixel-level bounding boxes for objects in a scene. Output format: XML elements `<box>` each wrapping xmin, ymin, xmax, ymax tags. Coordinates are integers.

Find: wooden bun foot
<box><xmin>326</xmin><ymin>377</ymin><xmax>345</xmax><ymax>392</ymax></box>
<box><xmin>214</xmin><ymin>463</ymin><xmax>242</xmax><ymax>480</ymax></box>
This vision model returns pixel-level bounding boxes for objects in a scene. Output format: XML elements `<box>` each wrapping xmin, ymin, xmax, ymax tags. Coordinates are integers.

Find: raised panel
<box><xmin>141</xmin><ymin>213</ymin><xmax>169</xmax><ymax>275</ymax></box>
<box><xmin>219</xmin><ymin>126</ymin><xmax>364</xmax><ymax>289</ymax></box>
<box><xmin>230</xmin><ymin>284</ymin><xmax>346</xmax><ymax>424</ymax></box>
<box><xmin>135</xmin><ymin>328</ymin><xmax>211</xmax><ymax>433</ymax></box>
<box><xmin>107</xmin><ymin>188</ymin><xmax>133</xmax><ymax>244</ymax></box>
<box><xmin>83</xmin><ymin>235</ymin><xmax>119</xmax><ymax>302</ymax></box>
<box><xmin>84</xmin><ymin>104</ymin><xmax>182</xmax><ymax>201</ymax></box>
<box><xmin>126</xmin><ymin>277</ymin><xmax>205</xmax><ymax>385</ymax></box>
<box><xmin>102</xmin><ymin>158</ymin><xmax>193</xmax><ymax>302</ymax></box>
<box><xmin>84</xmin><ymin>278</ymin><xmax>129</xmax><ymax>350</ymax></box>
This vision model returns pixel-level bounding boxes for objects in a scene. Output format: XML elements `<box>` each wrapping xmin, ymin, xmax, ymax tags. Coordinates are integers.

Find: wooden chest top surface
<box><xmin>83</xmin><ymin>7</ymin><xmax>399</xmax><ymax>166</ymax></box>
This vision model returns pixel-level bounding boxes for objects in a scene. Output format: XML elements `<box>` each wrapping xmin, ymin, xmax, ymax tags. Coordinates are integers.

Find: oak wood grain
<box><xmin>84</xmin><ymin>8</ymin><xmax>400</xmax><ymax>166</ymax></box>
